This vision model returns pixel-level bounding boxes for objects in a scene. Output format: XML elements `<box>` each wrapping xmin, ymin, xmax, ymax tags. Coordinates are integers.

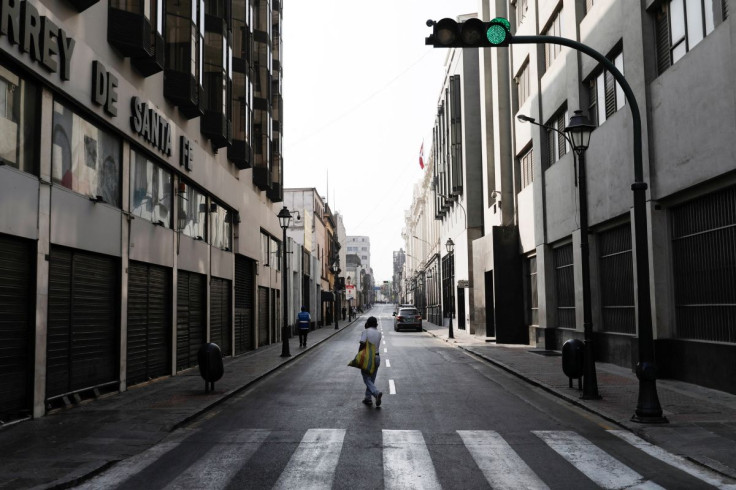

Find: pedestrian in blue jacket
<box><xmin>297</xmin><ymin>306</ymin><xmax>311</xmax><ymax>348</ymax></box>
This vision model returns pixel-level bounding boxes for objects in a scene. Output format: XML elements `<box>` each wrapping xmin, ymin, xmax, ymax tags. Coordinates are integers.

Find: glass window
<box><xmin>271</xmin><ymin>237</ymin><xmax>279</xmax><ymax>270</ymax></box>
<box><xmin>543</xmin><ymin>9</ymin><xmax>563</xmax><ymax>69</ymax></box>
<box><xmin>130</xmin><ymin>149</ymin><xmax>172</xmax><ymax>227</ymax></box>
<box><xmin>209</xmin><ymin>202</ymin><xmax>232</xmax><ymax>251</ymax></box>
<box><xmin>516</xmin><ymin>61</ymin><xmax>531</xmax><ymax>106</ymax></box>
<box><xmin>545</xmin><ymin>106</ymin><xmax>569</xmax><ymax>166</ymax></box>
<box><xmin>261</xmin><ymin>232</ymin><xmax>269</xmax><ymax>265</ymax></box>
<box><xmin>588</xmin><ymin>49</ymin><xmax>625</xmax><ymax>126</ymax></box>
<box><xmin>52</xmin><ymin>101</ymin><xmax>121</xmax><ymax>205</ymax></box>
<box><xmin>0</xmin><ymin>65</ymin><xmax>38</xmax><ymax>173</ymax></box>
<box><xmin>657</xmin><ymin>0</ymin><xmax>723</xmax><ymax>73</ymax></box>
<box><xmin>177</xmin><ymin>182</ymin><xmax>207</xmax><ymax>239</ymax></box>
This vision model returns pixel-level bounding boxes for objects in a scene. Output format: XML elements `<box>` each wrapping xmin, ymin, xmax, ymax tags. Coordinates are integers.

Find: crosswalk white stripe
<box><xmin>272</xmin><ymin>428</ymin><xmax>346</xmax><ymax>490</ymax></box>
<box><xmin>163</xmin><ymin>429</ymin><xmax>270</xmax><ymax>490</ymax></box>
<box><xmin>534</xmin><ymin>431</ymin><xmax>665</xmax><ymax>490</ymax></box>
<box><xmin>609</xmin><ymin>430</ymin><xmax>736</xmax><ymax>489</ymax></box>
<box><xmin>383</xmin><ymin>430</ymin><xmax>441</xmax><ymax>490</ymax></box>
<box><xmin>75</xmin><ymin>436</ymin><xmax>187</xmax><ymax>489</ymax></box>
<box><xmin>458</xmin><ymin>430</ymin><xmax>549</xmax><ymax>489</ymax></box>
<box><xmin>389</xmin><ymin>379</ymin><xmax>396</xmax><ymax>394</ymax></box>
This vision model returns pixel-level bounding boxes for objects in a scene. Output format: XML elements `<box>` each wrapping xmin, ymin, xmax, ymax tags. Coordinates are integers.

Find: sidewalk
<box><xmin>422</xmin><ymin>320</ymin><xmax>736</xmax><ymax>481</ymax></box>
<box><xmin>0</xmin><ymin>319</ymin><xmax>358</xmax><ymax>490</ymax></box>
<box><xmin>2</xmin><ymin>316</ymin><xmax>736</xmax><ymax>489</ymax></box>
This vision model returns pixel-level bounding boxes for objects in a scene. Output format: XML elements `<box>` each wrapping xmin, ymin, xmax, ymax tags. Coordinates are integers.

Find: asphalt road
<box><xmin>75</xmin><ymin>304</ymin><xmax>722</xmax><ymax>489</ymax></box>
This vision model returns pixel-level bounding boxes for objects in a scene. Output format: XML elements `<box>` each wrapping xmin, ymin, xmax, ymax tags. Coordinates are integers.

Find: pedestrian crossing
<box><xmin>75</xmin><ymin>427</ymin><xmax>736</xmax><ymax>489</ymax></box>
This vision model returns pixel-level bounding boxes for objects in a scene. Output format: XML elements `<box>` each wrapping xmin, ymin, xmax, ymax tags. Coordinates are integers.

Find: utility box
<box><xmin>198</xmin><ymin>342</ymin><xmax>224</xmax><ymax>393</ymax></box>
<box><xmin>562</xmin><ymin>339</ymin><xmax>584</xmax><ymax>390</ymax></box>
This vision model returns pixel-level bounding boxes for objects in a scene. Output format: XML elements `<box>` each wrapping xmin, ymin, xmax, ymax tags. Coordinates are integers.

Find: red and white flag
<box><xmin>419</xmin><ymin>141</ymin><xmax>425</xmax><ymax>170</ymax></box>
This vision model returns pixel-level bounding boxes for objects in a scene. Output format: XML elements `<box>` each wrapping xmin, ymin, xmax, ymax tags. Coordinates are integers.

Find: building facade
<box><xmin>413</xmin><ymin>0</ymin><xmax>736</xmax><ymax>394</ymax></box>
<box><xmin>0</xmin><ymin>0</ymin><xmax>284</xmax><ymax>422</ymax></box>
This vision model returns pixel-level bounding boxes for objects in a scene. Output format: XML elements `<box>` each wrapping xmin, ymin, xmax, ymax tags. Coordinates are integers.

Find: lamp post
<box><xmin>565</xmin><ymin>111</ymin><xmax>601</xmax><ymax>400</ymax></box>
<box><xmin>277</xmin><ymin>206</ymin><xmax>292</xmax><ymax>358</ymax></box>
<box><xmin>446</xmin><ymin>238</ymin><xmax>455</xmax><ymax>339</ymax></box>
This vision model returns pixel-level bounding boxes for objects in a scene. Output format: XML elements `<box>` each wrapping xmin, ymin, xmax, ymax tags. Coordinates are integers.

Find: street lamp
<box><xmin>277</xmin><ymin>206</ymin><xmax>292</xmax><ymax>358</ymax></box>
<box><xmin>565</xmin><ymin>110</ymin><xmax>600</xmax><ymax>400</ymax></box>
<box><xmin>445</xmin><ymin>238</ymin><xmax>455</xmax><ymax>339</ymax></box>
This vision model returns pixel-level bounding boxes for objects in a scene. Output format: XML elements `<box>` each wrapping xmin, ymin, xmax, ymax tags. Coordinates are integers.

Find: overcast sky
<box><xmin>282</xmin><ymin>0</ymin><xmax>477</xmax><ymax>283</ymax></box>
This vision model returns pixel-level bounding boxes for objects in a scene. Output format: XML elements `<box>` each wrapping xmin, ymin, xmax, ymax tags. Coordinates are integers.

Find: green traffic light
<box><xmin>487</xmin><ymin>17</ymin><xmax>511</xmax><ymax>46</ymax></box>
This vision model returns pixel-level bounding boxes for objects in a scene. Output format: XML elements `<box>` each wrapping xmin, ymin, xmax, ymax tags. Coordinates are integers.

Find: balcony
<box><xmin>164</xmin><ymin>71</ymin><xmax>205</xmax><ymax>119</ymax></box>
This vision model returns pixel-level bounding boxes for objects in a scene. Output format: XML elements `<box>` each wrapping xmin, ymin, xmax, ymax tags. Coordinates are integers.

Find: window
<box><xmin>515</xmin><ymin>0</ymin><xmax>529</xmax><ymax>26</ymax></box>
<box><xmin>210</xmin><ymin>202</ymin><xmax>232</xmax><ymax>251</ymax></box>
<box><xmin>0</xmin><ymin>65</ymin><xmax>38</xmax><ymax>173</ymax></box>
<box><xmin>516</xmin><ymin>61</ymin><xmax>531</xmax><ymax>106</ymax></box>
<box><xmin>524</xmin><ymin>255</ymin><xmax>538</xmax><ymax>325</ymax></box>
<box><xmin>130</xmin><ymin>149</ymin><xmax>173</xmax><ymax>227</ymax></box>
<box><xmin>554</xmin><ymin>244</ymin><xmax>575</xmax><ymax>328</ymax></box>
<box><xmin>656</xmin><ymin>0</ymin><xmax>727</xmax><ymax>74</ymax></box>
<box><xmin>588</xmin><ymin>49</ymin><xmax>624</xmax><ymax>126</ymax></box>
<box><xmin>545</xmin><ymin>106</ymin><xmax>569</xmax><ymax>166</ymax></box>
<box><xmin>519</xmin><ymin>147</ymin><xmax>534</xmax><ymax>189</ymax></box>
<box><xmin>543</xmin><ymin>8</ymin><xmax>563</xmax><ymax>69</ymax></box>
<box><xmin>672</xmin><ymin>186</ymin><xmax>736</xmax><ymax>342</ymax></box>
<box><xmin>177</xmin><ymin>182</ymin><xmax>207</xmax><ymax>239</ymax></box>
<box><xmin>598</xmin><ymin>225</ymin><xmax>635</xmax><ymax>334</ymax></box>
<box><xmin>271</xmin><ymin>237</ymin><xmax>280</xmax><ymax>271</ymax></box>
<box><xmin>52</xmin><ymin>101</ymin><xmax>121</xmax><ymax>205</ymax></box>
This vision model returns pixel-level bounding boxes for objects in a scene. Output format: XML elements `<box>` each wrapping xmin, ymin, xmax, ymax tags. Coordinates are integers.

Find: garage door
<box><xmin>177</xmin><ymin>271</ymin><xmax>205</xmax><ymax>371</ymax></box>
<box><xmin>47</xmin><ymin>247</ymin><xmax>118</xmax><ymax>399</ymax></box>
<box><xmin>210</xmin><ymin>277</ymin><xmax>232</xmax><ymax>356</ymax></box>
<box><xmin>234</xmin><ymin>255</ymin><xmax>254</xmax><ymax>354</ymax></box>
<box><xmin>127</xmin><ymin>261</ymin><xmax>171</xmax><ymax>386</ymax></box>
<box><xmin>258</xmin><ymin>286</ymin><xmax>269</xmax><ymax>347</ymax></box>
<box><xmin>0</xmin><ymin>234</ymin><xmax>34</xmax><ymax>421</ymax></box>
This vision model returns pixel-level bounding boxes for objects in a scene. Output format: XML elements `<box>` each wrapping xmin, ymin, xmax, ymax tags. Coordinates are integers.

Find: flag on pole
<box><xmin>419</xmin><ymin>141</ymin><xmax>425</xmax><ymax>170</ymax></box>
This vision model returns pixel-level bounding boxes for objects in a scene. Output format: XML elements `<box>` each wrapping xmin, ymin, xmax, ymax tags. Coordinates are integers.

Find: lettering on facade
<box><xmin>180</xmin><ymin>136</ymin><xmax>193</xmax><ymax>171</ymax></box>
<box><xmin>92</xmin><ymin>61</ymin><xmax>118</xmax><ymax>116</ymax></box>
<box><xmin>0</xmin><ymin>0</ymin><xmax>76</xmax><ymax>80</ymax></box>
<box><xmin>131</xmin><ymin>96</ymin><xmax>172</xmax><ymax>156</ymax></box>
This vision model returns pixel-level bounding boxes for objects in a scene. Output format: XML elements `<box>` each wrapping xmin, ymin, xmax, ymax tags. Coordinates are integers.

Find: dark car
<box><xmin>393</xmin><ymin>307</ymin><xmax>422</xmax><ymax>332</ymax></box>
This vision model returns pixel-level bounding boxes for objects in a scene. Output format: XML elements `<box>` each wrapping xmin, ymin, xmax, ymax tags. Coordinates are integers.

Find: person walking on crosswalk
<box><xmin>359</xmin><ymin>316</ymin><xmax>382</xmax><ymax>407</ymax></box>
<box><xmin>297</xmin><ymin>306</ymin><xmax>311</xmax><ymax>348</ymax></box>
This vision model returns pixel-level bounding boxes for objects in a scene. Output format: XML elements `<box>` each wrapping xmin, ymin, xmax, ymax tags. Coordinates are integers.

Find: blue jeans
<box><xmin>361</xmin><ymin>355</ymin><xmax>381</xmax><ymax>399</ymax></box>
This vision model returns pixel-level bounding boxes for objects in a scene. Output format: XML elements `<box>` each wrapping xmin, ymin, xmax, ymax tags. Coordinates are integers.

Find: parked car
<box><xmin>393</xmin><ymin>303</ymin><xmax>414</xmax><ymax>315</ymax></box>
<box><xmin>393</xmin><ymin>307</ymin><xmax>422</xmax><ymax>332</ymax></box>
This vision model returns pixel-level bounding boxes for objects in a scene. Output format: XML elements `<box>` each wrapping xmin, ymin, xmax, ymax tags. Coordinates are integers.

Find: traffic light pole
<box><xmin>509</xmin><ymin>35</ymin><xmax>666</xmax><ymax>423</ymax></box>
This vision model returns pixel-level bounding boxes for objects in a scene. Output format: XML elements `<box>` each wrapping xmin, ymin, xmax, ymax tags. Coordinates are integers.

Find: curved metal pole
<box><xmin>512</xmin><ymin>35</ymin><xmax>666</xmax><ymax>422</ymax></box>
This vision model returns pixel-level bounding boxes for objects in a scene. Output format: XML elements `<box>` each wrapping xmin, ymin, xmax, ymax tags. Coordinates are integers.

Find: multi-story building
<box><xmin>0</xmin><ymin>0</ymin><xmax>284</xmax><ymax>422</ymax></box>
<box><xmin>346</xmin><ymin>235</ymin><xmax>371</xmax><ymax>272</ymax></box>
<box><xmin>457</xmin><ymin>0</ymin><xmax>735</xmax><ymax>393</ymax></box>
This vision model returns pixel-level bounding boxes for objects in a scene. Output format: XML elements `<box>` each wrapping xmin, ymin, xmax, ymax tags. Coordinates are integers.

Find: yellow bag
<box><xmin>348</xmin><ymin>341</ymin><xmax>377</xmax><ymax>375</ymax></box>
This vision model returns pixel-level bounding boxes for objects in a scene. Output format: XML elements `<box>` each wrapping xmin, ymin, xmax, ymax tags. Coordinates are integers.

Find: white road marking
<box><xmin>383</xmin><ymin>430</ymin><xmax>441</xmax><ymax>490</ymax></box>
<box><xmin>610</xmin><ymin>430</ymin><xmax>736</xmax><ymax>489</ymax></box>
<box><xmin>164</xmin><ymin>429</ymin><xmax>270</xmax><ymax>489</ymax></box>
<box><xmin>458</xmin><ymin>430</ymin><xmax>549</xmax><ymax>489</ymax></box>
<box><xmin>272</xmin><ymin>429</ymin><xmax>346</xmax><ymax>490</ymax></box>
<box><xmin>384</xmin><ymin>347</ymin><xmax>387</xmax><ymax>353</ymax></box>
<box><xmin>385</xmin><ymin>359</ymin><xmax>391</xmax><ymax>367</ymax></box>
<box><xmin>389</xmin><ymin>379</ymin><xmax>396</xmax><ymax>394</ymax></box>
<box><xmin>534</xmin><ymin>431</ymin><xmax>664</xmax><ymax>489</ymax></box>
<box><xmin>75</xmin><ymin>431</ymin><xmax>193</xmax><ymax>489</ymax></box>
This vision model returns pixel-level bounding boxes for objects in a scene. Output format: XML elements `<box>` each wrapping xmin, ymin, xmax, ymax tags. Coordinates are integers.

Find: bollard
<box><xmin>562</xmin><ymin>339</ymin><xmax>584</xmax><ymax>391</ymax></box>
<box><xmin>198</xmin><ymin>342</ymin><xmax>224</xmax><ymax>393</ymax></box>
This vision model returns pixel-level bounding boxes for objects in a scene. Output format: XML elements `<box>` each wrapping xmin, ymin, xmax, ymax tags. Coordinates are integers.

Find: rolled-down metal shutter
<box><xmin>47</xmin><ymin>247</ymin><xmax>118</xmax><ymax>399</ymax></box>
<box><xmin>177</xmin><ymin>271</ymin><xmax>205</xmax><ymax>371</ymax></box>
<box><xmin>127</xmin><ymin>262</ymin><xmax>171</xmax><ymax>386</ymax></box>
<box><xmin>234</xmin><ymin>255</ymin><xmax>254</xmax><ymax>354</ymax></box>
<box><xmin>0</xmin><ymin>234</ymin><xmax>34</xmax><ymax>421</ymax></box>
<box><xmin>258</xmin><ymin>286</ymin><xmax>269</xmax><ymax>347</ymax></box>
<box><xmin>210</xmin><ymin>277</ymin><xmax>232</xmax><ymax>356</ymax></box>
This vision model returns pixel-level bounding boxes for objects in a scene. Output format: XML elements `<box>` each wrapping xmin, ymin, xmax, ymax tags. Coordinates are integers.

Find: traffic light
<box><xmin>425</xmin><ymin>17</ymin><xmax>511</xmax><ymax>48</ymax></box>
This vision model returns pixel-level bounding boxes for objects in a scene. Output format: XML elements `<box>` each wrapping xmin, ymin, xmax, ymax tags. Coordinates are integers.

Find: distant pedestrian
<box><xmin>358</xmin><ymin>316</ymin><xmax>382</xmax><ymax>407</ymax></box>
<box><xmin>297</xmin><ymin>306</ymin><xmax>311</xmax><ymax>348</ymax></box>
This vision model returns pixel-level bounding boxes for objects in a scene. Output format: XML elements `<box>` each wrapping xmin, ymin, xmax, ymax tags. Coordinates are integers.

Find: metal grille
<box><xmin>554</xmin><ymin>244</ymin><xmax>575</xmax><ymax>328</ymax></box>
<box><xmin>672</xmin><ymin>186</ymin><xmax>736</xmax><ymax>342</ymax></box>
<box><xmin>524</xmin><ymin>255</ymin><xmax>539</xmax><ymax>325</ymax></box>
<box><xmin>599</xmin><ymin>225</ymin><xmax>636</xmax><ymax>334</ymax></box>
